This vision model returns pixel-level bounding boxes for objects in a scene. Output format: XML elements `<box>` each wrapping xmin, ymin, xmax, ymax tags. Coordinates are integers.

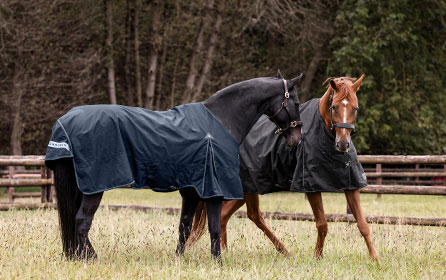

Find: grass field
<box><xmin>1</xmin><ymin>189</ymin><xmax>445</xmax><ymax>279</ymax></box>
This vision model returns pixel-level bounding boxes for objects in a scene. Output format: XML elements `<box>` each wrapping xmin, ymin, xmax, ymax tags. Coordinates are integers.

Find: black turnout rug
<box><xmin>240</xmin><ymin>98</ymin><xmax>367</xmax><ymax>194</ymax></box>
<box><xmin>45</xmin><ymin>103</ymin><xmax>243</xmax><ymax>200</ymax></box>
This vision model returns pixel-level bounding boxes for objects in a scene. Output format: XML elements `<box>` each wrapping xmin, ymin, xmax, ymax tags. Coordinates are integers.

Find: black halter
<box><xmin>328</xmin><ymin>89</ymin><xmax>357</xmax><ymax>135</ymax></box>
<box><xmin>268</xmin><ymin>79</ymin><xmax>303</xmax><ymax>135</ymax></box>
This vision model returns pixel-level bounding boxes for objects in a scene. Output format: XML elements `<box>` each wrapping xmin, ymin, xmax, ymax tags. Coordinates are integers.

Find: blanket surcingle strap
<box><xmin>240</xmin><ymin>98</ymin><xmax>367</xmax><ymax>194</ymax></box>
<box><xmin>45</xmin><ymin>103</ymin><xmax>243</xmax><ymax>200</ymax></box>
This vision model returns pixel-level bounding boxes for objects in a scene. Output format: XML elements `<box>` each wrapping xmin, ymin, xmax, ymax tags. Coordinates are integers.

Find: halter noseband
<box><xmin>268</xmin><ymin>79</ymin><xmax>303</xmax><ymax>135</ymax></box>
<box><xmin>328</xmin><ymin>89</ymin><xmax>357</xmax><ymax>135</ymax></box>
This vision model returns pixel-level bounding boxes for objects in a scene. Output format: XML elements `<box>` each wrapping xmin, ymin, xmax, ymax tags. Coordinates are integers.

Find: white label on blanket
<box><xmin>48</xmin><ymin>141</ymin><xmax>70</xmax><ymax>151</ymax></box>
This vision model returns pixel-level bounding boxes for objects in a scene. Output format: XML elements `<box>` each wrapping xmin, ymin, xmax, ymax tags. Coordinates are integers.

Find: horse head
<box><xmin>326</xmin><ymin>75</ymin><xmax>364</xmax><ymax>152</ymax></box>
<box><xmin>266</xmin><ymin>70</ymin><xmax>303</xmax><ymax>147</ymax></box>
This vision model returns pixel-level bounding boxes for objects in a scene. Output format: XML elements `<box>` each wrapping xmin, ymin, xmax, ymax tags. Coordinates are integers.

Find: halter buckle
<box><xmin>275</xmin><ymin>128</ymin><xmax>283</xmax><ymax>135</ymax></box>
<box><xmin>284</xmin><ymin>92</ymin><xmax>289</xmax><ymax>98</ymax></box>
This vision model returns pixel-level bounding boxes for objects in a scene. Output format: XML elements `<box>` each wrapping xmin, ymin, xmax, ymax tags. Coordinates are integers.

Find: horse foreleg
<box><xmin>245</xmin><ymin>193</ymin><xmax>288</xmax><ymax>254</ymax></box>
<box><xmin>75</xmin><ymin>192</ymin><xmax>103</xmax><ymax>260</ymax></box>
<box><xmin>306</xmin><ymin>192</ymin><xmax>327</xmax><ymax>259</ymax></box>
<box><xmin>176</xmin><ymin>188</ymin><xmax>200</xmax><ymax>256</ymax></box>
<box><xmin>206</xmin><ymin>197</ymin><xmax>223</xmax><ymax>260</ymax></box>
<box><xmin>344</xmin><ymin>189</ymin><xmax>379</xmax><ymax>261</ymax></box>
<box><xmin>220</xmin><ymin>199</ymin><xmax>246</xmax><ymax>250</ymax></box>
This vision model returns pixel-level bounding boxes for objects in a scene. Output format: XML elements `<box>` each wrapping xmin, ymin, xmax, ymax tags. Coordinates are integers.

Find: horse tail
<box><xmin>52</xmin><ymin>158</ymin><xmax>82</xmax><ymax>258</ymax></box>
<box><xmin>186</xmin><ymin>201</ymin><xmax>208</xmax><ymax>247</ymax></box>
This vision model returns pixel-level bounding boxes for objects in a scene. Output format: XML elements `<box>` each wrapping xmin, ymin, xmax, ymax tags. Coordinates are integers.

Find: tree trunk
<box><xmin>124</xmin><ymin>0</ymin><xmax>134</xmax><ymax>106</ymax></box>
<box><xmin>155</xmin><ymin>25</ymin><xmax>169</xmax><ymax>110</ymax></box>
<box><xmin>191</xmin><ymin>6</ymin><xmax>222</xmax><ymax>102</ymax></box>
<box><xmin>182</xmin><ymin>0</ymin><xmax>215</xmax><ymax>104</ymax></box>
<box><xmin>144</xmin><ymin>0</ymin><xmax>162</xmax><ymax>109</ymax></box>
<box><xmin>300</xmin><ymin>49</ymin><xmax>322</xmax><ymax>102</ymax></box>
<box><xmin>105</xmin><ymin>0</ymin><xmax>117</xmax><ymax>104</ymax></box>
<box><xmin>170</xmin><ymin>58</ymin><xmax>179</xmax><ymax>108</ymax></box>
<box><xmin>10</xmin><ymin>51</ymin><xmax>24</xmax><ymax>156</ymax></box>
<box><xmin>134</xmin><ymin>0</ymin><xmax>142</xmax><ymax>107</ymax></box>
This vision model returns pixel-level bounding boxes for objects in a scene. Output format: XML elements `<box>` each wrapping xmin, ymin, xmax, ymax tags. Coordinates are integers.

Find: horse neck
<box><xmin>319</xmin><ymin>87</ymin><xmax>333</xmax><ymax>131</ymax></box>
<box><xmin>203</xmin><ymin>79</ymin><xmax>278</xmax><ymax>144</ymax></box>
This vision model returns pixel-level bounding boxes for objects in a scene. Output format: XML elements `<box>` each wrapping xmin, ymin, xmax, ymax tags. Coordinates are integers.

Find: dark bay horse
<box><xmin>47</xmin><ymin>72</ymin><xmax>303</xmax><ymax>260</ymax></box>
<box><xmin>187</xmin><ymin>75</ymin><xmax>379</xmax><ymax>261</ymax></box>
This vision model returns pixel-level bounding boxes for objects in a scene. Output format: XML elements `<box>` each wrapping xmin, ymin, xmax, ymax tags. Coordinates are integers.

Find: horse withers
<box><xmin>45</xmin><ymin>71</ymin><xmax>304</xmax><ymax>261</ymax></box>
<box><xmin>188</xmin><ymin>75</ymin><xmax>379</xmax><ymax>261</ymax></box>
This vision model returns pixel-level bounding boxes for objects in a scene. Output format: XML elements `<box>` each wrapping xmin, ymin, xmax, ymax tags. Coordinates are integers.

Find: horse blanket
<box><xmin>45</xmin><ymin>103</ymin><xmax>243</xmax><ymax>200</ymax></box>
<box><xmin>240</xmin><ymin>98</ymin><xmax>367</xmax><ymax>194</ymax></box>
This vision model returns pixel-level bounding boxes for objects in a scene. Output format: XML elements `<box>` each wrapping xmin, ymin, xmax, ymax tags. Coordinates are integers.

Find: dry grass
<box><xmin>0</xmin><ymin>189</ymin><xmax>445</xmax><ymax>279</ymax></box>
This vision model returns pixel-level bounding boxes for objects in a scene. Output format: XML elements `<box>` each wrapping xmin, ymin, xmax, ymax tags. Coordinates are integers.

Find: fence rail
<box><xmin>1</xmin><ymin>155</ymin><xmax>445</xmax><ymax>226</ymax></box>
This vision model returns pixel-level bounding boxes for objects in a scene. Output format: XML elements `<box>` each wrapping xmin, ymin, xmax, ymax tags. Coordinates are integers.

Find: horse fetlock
<box><xmin>75</xmin><ymin>235</ymin><xmax>96</xmax><ymax>260</ymax></box>
<box><xmin>313</xmin><ymin>247</ymin><xmax>324</xmax><ymax>259</ymax></box>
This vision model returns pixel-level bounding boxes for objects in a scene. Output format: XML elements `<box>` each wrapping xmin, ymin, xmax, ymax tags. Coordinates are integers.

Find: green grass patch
<box><xmin>0</xmin><ymin>208</ymin><xmax>445</xmax><ymax>279</ymax></box>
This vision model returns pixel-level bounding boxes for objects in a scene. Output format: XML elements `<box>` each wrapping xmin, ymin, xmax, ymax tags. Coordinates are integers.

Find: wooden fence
<box><xmin>0</xmin><ymin>156</ymin><xmax>53</xmax><ymax>203</ymax></box>
<box><xmin>1</xmin><ymin>155</ymin><xmax>445</xmax><ymax>226</ymax></box>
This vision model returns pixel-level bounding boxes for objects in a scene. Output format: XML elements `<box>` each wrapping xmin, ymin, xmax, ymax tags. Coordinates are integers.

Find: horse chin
<box><xmin>335</xmin><ymin>146</ymin><xmax>349</xmax><ymax>153</ymax></box>
<box><xmin>284</xmin><ymin>129</ymin><xmax>301</xmax><ymax>147</ymax></box>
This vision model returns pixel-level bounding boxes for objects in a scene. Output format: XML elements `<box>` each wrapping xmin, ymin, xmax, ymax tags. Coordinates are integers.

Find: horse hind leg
<box><xmin>220</xmin><ymin>198</ymin><xmax>246</xmax><ymax>250</ymax></box>
<box><xmin>176</xmin><ymin>188</ymin><xmax>200</xmax><ymax>256</ymax></box>
<box><xmin>75</xmin><ymin>192</ymin><xmax>103</xmax><ymax>260</ymax></box>
<box><xmin>344</xmin><ymin>189</ymin><xmax>379</xmax><ymax>261</ymax></box>
<box><xmin>245</xmin><ymin>193</ymin><xmax>288</xmax><ymax>254</ymax></box>
<box><xmin>206</xmin><ymin>197</ymin><xmax>223</xmax><ymax>260</ymax></box>
<box><xmin>306</xmin><ymin>192</ymin><xmax>328</xmax><ymax>259</ymax></box>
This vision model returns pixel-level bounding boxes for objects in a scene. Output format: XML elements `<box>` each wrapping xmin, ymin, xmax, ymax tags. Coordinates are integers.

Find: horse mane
<box><xmin>322</xmin><ymin>76</ymin><xmax>358</xmax><ymax>102</ymax></box>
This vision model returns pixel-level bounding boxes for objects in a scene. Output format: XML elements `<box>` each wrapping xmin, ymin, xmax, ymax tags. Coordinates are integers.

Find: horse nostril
<box><xmin>336</xmin><ymin>142</ymin><xmax>340</xmax><ymax>148</ymax></box>
<box><xmin>346</xmin><ymin>142</ymin><xmax>350</xmax><ymax>149</ymax></box>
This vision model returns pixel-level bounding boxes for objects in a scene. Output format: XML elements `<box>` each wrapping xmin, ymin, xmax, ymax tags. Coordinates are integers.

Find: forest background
<box><xmin>1</xmin><ymin>0</ymin><xmax>445</xmax><ymax>155</ymax></box>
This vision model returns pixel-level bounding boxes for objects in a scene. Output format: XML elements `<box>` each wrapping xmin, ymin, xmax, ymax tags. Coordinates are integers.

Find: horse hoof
<box><xmin>213</xmin><ymin>255</ymin><xmax>223</xmax><ymax>266</ymax></box>
<box><xmin>175</xmin><ymin>245</ymin><xmax>185</xmax><ymax>256</ymax></box>
<box><xmin>74</xmin><ymin>246</ymin><xmax>97</xmax><ymax>261</ymax></box>
<box><xmin>277</xmin><ymin>247</ymin><xmax>289</xmax><ymax>256</ymax></box>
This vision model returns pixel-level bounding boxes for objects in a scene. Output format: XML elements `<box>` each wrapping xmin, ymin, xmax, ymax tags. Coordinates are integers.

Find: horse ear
<box><xmin>353</xmin><ymin>74</ymin><xmax>365</xmax><ymax>92</ymax></box>
<box><xmin>277</xmin><ymin>69</ymin><xmax>284</xmax><ymax>79</ymax></box>
<box><xmin>329</xmin><ymin>79</ymin><xmax>337</xmax><ymax>90</ymax></box>
<box><xmin>289</xmin><ymin>73</ymin><xmax>303</xmax><ymax>88</ymax></box>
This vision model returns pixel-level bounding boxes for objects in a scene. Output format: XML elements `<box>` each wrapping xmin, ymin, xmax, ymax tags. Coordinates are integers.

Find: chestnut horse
<box><xmin>187</xmin><ymin>75</ymin><xmax>379</xmax><ymax>261</ymax></box>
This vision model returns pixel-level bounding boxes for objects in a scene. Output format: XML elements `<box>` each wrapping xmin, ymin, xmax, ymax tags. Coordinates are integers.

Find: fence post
<box><xmin>40</xmin><ymin>166</ymin><xmax>48</xmax><ymax>203</ymax></box>
<box><xmin>376</xmin><ymin>163</ymin><xmax>382</xmax><ymax>199</ymax></box>
<box><xmin>415</xmin><ymin>163</ymin><xmax>420</xmax><ymax>185</ymax></box>
<box><xmin>7</xmin><ymin>166</ymin><xmax>15</xmax><ymax>202</ymax></box>
<box><xmin>444</xmin><ymin>164</ymin><xmax>446</xmax><ymax>186</ymax></box>
<box><xmin>46</xmin><ymin>167</ymin><xmax>54</xmax><ymax>202</ymax></box>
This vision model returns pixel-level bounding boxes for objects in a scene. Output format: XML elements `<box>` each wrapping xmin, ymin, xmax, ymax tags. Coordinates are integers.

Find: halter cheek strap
<box><xmin>329</xmin><ymin>89</ymin><xmax>357</xmax><ymax>134</ymax></box>
<box><xmin>268</xmin><ymin>79</ymin><xmax>303</xmax><ymax>135</ymax></box>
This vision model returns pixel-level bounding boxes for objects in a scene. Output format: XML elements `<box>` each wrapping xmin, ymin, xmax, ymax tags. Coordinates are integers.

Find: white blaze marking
<box><xmin>341</xmin><ymin>99</ymin><xmax>348</xmax><ymax>136</ymax></box>
<box><xmin>342</xmin><ymin>99</ymin><xmax>348</xmax><ymax>123</ymax></box>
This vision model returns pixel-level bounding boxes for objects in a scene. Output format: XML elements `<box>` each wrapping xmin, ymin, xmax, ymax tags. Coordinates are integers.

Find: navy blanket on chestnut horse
<box><xmin>45</xmin><ymin>103</ymin><xmax>243</xmax><ymax>200</ymax></box>
<box><xmin>240</xmin><ymin>98</ymin><xmax>367</xmax><ymax>194</ymax></box>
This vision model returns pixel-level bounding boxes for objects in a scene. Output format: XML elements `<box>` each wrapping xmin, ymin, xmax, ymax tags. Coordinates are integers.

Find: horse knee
<box><xmin>316</xmin><ymin>222</ymin><xmax>328</xmax><ymax>237</ymax></box>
